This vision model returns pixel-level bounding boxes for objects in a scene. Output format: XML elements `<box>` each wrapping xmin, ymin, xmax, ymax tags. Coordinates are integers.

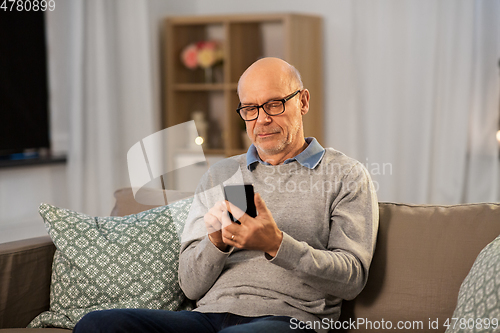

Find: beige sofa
<box><xmin>1</xmin><ymin>188</ymin><xmax>499</xmax><ymax>332</ymax></box>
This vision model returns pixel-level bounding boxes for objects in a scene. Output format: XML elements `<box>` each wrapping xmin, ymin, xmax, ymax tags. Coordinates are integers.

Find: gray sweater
<box><xmin>179</xmin><ymin>148</ymin><xmax>378</xmax><ymax>332</ymax></box>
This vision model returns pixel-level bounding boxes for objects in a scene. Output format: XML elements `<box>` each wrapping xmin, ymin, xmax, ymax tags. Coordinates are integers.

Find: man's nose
<box><xmin>256</xmin><ymin>107</ymin><xmax>272</xmax><ymax>124</ymax></box>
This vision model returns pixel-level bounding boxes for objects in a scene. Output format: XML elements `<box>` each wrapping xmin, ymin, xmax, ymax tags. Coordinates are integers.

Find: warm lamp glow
<box><xmin>195</xmin><ymin>136</ymin><xmax>204</xmax><ymax>145</ymax></box>
<box><xmin>497</xmin><ymin>130</ymin><xmax>500</xmax><ymax>144</ymax></box>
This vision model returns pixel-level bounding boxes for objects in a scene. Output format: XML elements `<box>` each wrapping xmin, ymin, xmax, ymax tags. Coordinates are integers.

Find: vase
<box><xmin>204</xmin><ymin>67</ymin><xmax>213</xmax><ymax>84</ymax></box>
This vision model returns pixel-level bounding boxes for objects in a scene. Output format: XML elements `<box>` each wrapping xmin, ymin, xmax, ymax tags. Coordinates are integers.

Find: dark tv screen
<box><xmin>0</xmin><ymin>10</ymin><xmax>49</xmax><ymax>156</ymax></box>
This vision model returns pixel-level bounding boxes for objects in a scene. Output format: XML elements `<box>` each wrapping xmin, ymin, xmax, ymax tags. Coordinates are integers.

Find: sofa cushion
<box><xmin>27</xmin><ymin>197</ymin><xmax>194</xmax><ymax>329</ymax></box>
<box><xmin>340</xmin><ymin>202</ymin><xmax>500</xmax><ymax>332</ymax></box>
<box><xmin>110</xmin><ymin>187</ymin><xmax>194</xmax><ymax>217</ymax></box>
<box><xmin>445</xmin><ymin>233</ymin><xmax>500</xmax><ymax>333</ymax></box>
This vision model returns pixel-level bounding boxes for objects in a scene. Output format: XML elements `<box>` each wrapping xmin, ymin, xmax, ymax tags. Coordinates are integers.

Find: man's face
<box><xmin>238</xmin><ymin>73</ymin><xmax>306</xmax><ymax>157</ymax></box>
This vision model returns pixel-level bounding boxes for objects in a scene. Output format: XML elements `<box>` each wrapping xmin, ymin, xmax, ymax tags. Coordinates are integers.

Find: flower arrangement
<box><xmin>181</xmin><ymin>40</ymin><xmax>223</xmax><ymax>70</ymax></box>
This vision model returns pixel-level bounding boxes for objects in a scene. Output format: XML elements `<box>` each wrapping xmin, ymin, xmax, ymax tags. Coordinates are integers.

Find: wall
<box><xmin>0</xmin><ymin>164</ymin><xmax>67</xmax><ymax>243</ymax></box>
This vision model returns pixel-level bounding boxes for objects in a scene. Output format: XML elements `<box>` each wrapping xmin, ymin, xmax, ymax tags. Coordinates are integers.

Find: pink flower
<box><xmin>181</xmin><ymin>43</ymin><xmax>198</xmax><ymax>69</ymax></box>
<box><xmin>181</xmin><ymin>40</ymin><xmax>223</xmax><ymax>69</ymax></box>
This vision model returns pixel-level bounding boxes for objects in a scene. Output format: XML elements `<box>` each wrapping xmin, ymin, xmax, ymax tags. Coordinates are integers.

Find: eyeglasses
<box><xmin>236</xmin><ymin>90</ymin><xmax>301</xmax><ymax>121</ymax></box>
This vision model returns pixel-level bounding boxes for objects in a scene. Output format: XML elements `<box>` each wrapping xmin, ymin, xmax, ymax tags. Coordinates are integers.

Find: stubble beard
<box><xmin>254</xmin><ymin>117</ymin><xmax>302</xmax><ymax>156</ymax></box>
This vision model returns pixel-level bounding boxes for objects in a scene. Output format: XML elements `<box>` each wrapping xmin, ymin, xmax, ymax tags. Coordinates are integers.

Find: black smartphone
<box><xmin>223</xmin><ymin>184</ymin><xmax>257</xmax><ymax>224</ymax></box>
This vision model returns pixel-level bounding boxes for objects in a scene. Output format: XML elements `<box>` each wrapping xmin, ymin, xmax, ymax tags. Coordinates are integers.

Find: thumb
<box><xmin>254</xmin><ymin>192</ymin><xmax>269</xmax><ymax>215</ymax></box>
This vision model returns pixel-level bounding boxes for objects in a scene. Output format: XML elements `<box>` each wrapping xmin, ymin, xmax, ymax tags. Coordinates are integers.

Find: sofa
<box><xmin>1</xmin><ymin>187</ymin><xmax>499</xmax><ymax>332</ymax></box>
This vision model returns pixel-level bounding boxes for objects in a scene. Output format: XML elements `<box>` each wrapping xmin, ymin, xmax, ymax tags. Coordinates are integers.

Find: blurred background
<box><xmin>0</xmin><ymin>0</ymin><xmax>499</xmax><ymax>243</ymax></box>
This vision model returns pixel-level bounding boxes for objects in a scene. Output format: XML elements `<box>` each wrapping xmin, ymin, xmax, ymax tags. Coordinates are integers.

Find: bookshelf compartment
<box><xmin>171</xmin><ymin>24</ymin><xmax>225</xmax><ymax>84</ymax></box>
<box><xmin>164</xmin><ymin>14</ymin><xmax>323</xmax><ymax>157</ymax></box>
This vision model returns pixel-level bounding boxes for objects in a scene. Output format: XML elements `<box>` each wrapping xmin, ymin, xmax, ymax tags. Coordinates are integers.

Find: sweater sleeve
<box><xmin>177</xmin><ymin>169</ymin><xmax>234</xmax><ymax>300</ymax></box>
<box><xmin>267</xmin><ymin>163</ymin><xmax>379</xmax><ymax>300</ymax></box>
<box><xmin>178</xmin><ymin>235</ymin><xmax>232</xmax><ymax>300</ymax></box>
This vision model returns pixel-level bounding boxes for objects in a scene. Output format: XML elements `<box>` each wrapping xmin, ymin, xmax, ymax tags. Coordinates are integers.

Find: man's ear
<box><xmin>300</xmin><ymin>89</ymin><xmax>310</xmax><ymax>115</ymax></box>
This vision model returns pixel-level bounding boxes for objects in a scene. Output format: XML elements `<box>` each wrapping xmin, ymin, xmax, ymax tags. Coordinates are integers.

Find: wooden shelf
<box><xmin>163</xmin><ymin>13</ymin><xmax>323</xmax><ymax>157</ymax></box>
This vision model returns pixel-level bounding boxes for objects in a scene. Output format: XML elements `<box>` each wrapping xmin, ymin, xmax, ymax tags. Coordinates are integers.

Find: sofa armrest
<box><xmin>0</xmin><ymin>236</ymin><xmax>55</xmax><ymax>329</ymax></box>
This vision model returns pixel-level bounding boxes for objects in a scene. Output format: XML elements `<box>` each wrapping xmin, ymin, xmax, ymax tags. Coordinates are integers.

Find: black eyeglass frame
<box><xmin>236</xmin><ymin>90</ymin><xmax>302</xmax><ymax>121</ymax></box>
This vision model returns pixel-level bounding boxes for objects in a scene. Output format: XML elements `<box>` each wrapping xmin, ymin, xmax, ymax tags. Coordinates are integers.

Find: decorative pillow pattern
<box><xmin>28</xmin><ymin>197</ymin><xmax>194</xmax><ymax>329</ymax></box>
<box><xmin>445</xmin><ymin>234</ymin><xmax>500</xmax><ymax>333</ymax></box>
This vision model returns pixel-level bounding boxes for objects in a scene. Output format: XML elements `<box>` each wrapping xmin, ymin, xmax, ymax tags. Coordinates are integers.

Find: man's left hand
<box><xmin>221</xmin><ymin>193</ymin><xmax>283</xmax><ymax>257</ymax></box>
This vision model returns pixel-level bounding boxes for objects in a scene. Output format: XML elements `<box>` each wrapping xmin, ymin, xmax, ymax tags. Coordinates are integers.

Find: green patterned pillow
<box><xmin>28</xmin><ymin>197</ymin><xmax>194</xmax><ymax>329</ymax></box>
<box><xmin>445</xmin><ymin>234</ymin><xmax>500</xmax><ymax>333</ymax></box>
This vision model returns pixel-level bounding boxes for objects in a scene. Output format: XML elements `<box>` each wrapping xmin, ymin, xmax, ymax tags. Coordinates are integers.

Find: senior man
<box><xmin>74</xmin><ymin>57</ymin><xmax>378</xmax><ymax>333</ymax></box>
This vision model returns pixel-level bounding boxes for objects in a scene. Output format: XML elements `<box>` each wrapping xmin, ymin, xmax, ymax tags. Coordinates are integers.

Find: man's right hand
<box><xmin>204</xmin><ymin>201</ymin><xmax>229</xmax><ymax>251</ymax></box>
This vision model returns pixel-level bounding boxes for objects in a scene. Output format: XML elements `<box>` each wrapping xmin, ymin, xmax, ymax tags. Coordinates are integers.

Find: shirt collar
<box><xmin>246</xmin><ymin>137</ymin><xmax>325</xmax><ymax>171</ymax></box>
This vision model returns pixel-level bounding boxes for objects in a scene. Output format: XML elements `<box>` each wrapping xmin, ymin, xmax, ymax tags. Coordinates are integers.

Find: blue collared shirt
<box><xmin>246</xmin><ymin>137</ymin><xmax>325</xmax><ymax>171</ymax></box>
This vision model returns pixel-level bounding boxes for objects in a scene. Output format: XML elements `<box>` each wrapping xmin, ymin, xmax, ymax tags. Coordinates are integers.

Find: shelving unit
<box><xmin>163</xmin><ymin>13</ymin><xmax>323</xmax><ymax>157</ymax></box>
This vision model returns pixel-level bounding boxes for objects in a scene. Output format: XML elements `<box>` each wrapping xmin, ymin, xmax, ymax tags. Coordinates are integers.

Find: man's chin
<box><xmin>255</xmin><ymin>140</ymin><xmax>286</xmax><ymax>155</ymax></box>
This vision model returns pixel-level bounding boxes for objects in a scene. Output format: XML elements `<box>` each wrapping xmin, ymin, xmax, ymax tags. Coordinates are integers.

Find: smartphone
<box><xmin>223</xmin><ymin>184</ymin><xmax>257</xmax><ymax>224</ymax></box>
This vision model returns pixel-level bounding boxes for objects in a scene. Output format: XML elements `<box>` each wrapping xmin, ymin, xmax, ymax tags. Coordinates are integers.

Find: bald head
<box><xmin>236</xmin><ymin>57</ymin><xmax>310</xmax><ymax>165</ymax></box>
<box><xmin>237</xmin><ymin>58</ymin><xmax>303</xmax><ymax>97</ymax></box>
